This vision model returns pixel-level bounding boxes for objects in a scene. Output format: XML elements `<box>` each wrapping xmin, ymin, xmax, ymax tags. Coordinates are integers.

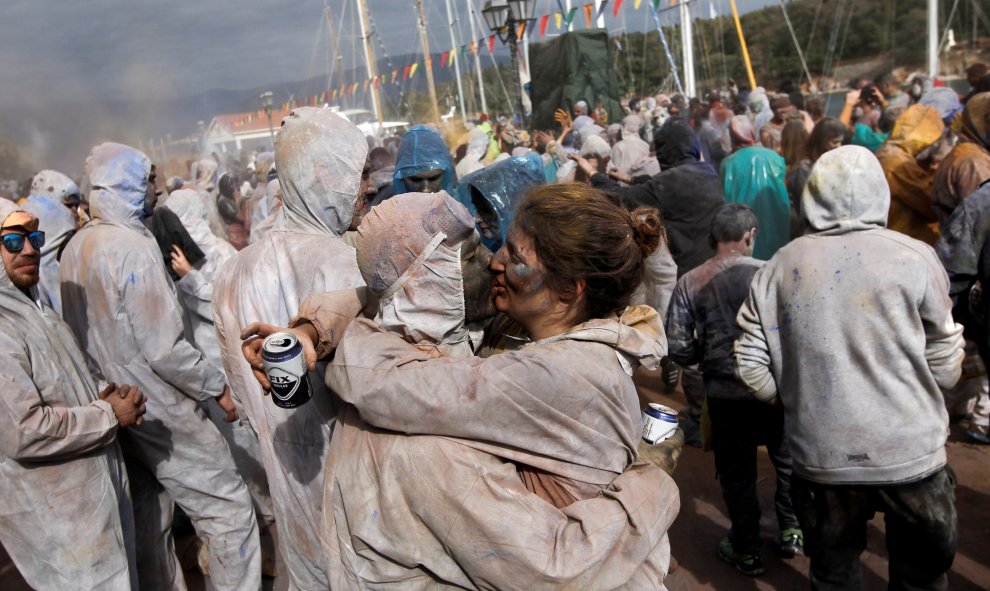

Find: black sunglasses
<box><xmin>2</xmin><ymin>231</ymin><xmax>46</xmax><ymax>253</ymax></box>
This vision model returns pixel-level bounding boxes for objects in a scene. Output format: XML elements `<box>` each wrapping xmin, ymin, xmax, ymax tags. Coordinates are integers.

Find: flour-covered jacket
<box><xmin>164</xmin><ymin>189</ymin><xmax>238</xmax><ymax>366</ymax></box>
<box><xmin>323</xmin><ymin>301</ymin><xmax>677</xmax><ymax>589</ymax></box>
<box><xmin>734</xmin><ymin>145</ymin><xmax>964</xmax><ymax>485</ymax></box>
<box><xmin>329</xmin><ymin>307</ymin><xmax>667</xmax><ymax>492</ymax></box>
<box><xmin>211</xmin><ymin>107</ymin><xmax>368</xmax><ymax>591</ymax></box>
<box><xmin>61</xmin><ymin>144</ymin><xmax>226</xmax><ymax>403</ymax></box>
<box><xmin>0</xmin><ymin>200</ymin><xmax>135</xmax><ymax>590</ymax></box>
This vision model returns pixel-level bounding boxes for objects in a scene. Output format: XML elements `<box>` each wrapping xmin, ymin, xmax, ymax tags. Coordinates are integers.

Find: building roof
<box><xmin>211</xmin><ymin>105</ymin><xmax>296</xmax><ymax>135</ymax></box>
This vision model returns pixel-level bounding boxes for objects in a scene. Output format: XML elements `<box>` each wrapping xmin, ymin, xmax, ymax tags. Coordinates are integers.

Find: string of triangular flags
<box><xmin>230</xmin><ymin>0</ymin><xmax>681</xmax><ymax>128</ymax></box>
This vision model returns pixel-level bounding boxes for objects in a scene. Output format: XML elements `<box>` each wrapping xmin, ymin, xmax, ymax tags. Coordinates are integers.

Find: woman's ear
<box><xmin>559</xmin><ymin>278</ymin><xmax>587</xmax><ymax>304</ymax></box>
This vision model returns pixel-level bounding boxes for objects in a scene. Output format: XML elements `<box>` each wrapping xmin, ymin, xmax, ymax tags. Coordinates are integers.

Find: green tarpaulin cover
<box><xmin>529</xmin><ymin>30</ymin><xmax>624</xmax><ymax>130</ymax></box>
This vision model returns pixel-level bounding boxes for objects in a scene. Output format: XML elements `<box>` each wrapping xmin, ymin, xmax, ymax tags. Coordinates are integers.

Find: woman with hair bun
<box><xmin>329</xmin><ymin>183</ymin><xmax>669</xmax><ymax>502</ymax></box>
<box><xmin>312</xmin><ymin>185</ymin><xmax>677</xmax><ymax>588</ymax></box>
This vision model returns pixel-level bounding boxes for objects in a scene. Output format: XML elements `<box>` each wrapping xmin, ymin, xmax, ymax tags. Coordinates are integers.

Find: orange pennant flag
<box><xmin>487</xmin><ymin>35</ymin><xmax>495</xmax><ymax>54</ymax></box>
<box><xmin>584</xmin><ymin>3</ymin><xmax>593</xmax><ymax>27</ymax></box>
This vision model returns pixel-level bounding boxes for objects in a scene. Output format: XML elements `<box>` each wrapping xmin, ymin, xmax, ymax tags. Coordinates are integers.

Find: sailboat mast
<box><xmin>927</xmin><ymin>0</ymin><xmax>938</xmax><ymax>77</ymax></box>
<box><xmin>680</xmin><ymin>0</ymin><xmax>696</xmax><ymax>98</ymax></box>
<box><xmin>444</xmin><ymin>0</ymin><xmax>468</xmax><ymax>124</ymax></box>
<box><xmin>466</xmin><ymin>0</ymin><xmax>489</xmax><ymax>115</ymax></box>
<box><xmin>729</xmin><ymin>0</ymin><xmax>757</xmax><ymax>90</ymax></box>
<box><xmin>326</xmin><ymin>7</ymin><xmax>348</xmax><ymax>108</ymax></box>
<box><xmin>415</xmin><ymin>0</ymin><xmax>442</xmax><ymax>125</ymax></box>
<box><xmin>357</xmin><ymin>0</ymin><xmax>385</xmax><ymax>126</ymax></box>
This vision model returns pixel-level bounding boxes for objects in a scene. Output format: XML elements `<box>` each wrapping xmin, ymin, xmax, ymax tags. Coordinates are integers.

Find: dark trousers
<box><xmin>791</xmin><ymin>467</ymin><xmax>957</xmax><ymax>591</ymax></box>
<box><xmin>708</xmin><ymin>397</ymin><xmax>799</xmax><ymax>555</ymax></box>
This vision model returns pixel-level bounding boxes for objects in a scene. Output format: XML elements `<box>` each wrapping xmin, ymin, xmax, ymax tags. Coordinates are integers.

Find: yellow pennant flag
<box><xmin>410</xmin><ymin>62</ymin><xmax>419</xmax><ymax>77</ymax></box>
<box><xmin>634</xmin><ymin>0</ymin><xmax>642</xmax><ymax>7</ymax></box>
<box><xmin>555</xmin><ymin>12</ymin><xmax>562</xmax><ymax>29</ymax></box>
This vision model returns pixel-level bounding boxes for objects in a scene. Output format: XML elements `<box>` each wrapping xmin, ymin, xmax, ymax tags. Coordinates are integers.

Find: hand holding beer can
<box><xmin>262</xmin><ymin>332</ymin><xmax>312</xmax><ymax>408</ymax></box>
<box><xmin>642</xmin><ymin>403</ymin><xmax>679</xmax><ymax>444</ymax></box>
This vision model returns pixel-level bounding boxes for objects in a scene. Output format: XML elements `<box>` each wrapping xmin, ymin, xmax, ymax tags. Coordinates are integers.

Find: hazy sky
<box><xmin>0</xmin><ymin>0</ymin><xmax>775</xmax><ymax>111</ymax></box>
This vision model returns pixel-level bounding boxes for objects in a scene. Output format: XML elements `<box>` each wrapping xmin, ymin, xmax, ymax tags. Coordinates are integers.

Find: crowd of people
<box><xmin>0</xmin><ymin>63</ymin><xmax>988</xmax><ymax>591</ymax></box>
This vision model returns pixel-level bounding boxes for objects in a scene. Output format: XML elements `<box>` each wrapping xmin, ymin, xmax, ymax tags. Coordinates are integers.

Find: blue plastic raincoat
<box><xmin>393</xmin><ymin>125</ymin><xmax>457</xmax><ymax>195</ymax></box>
<box><xmin>455</xmin><ymin>152</ymin><xmax>545</xmax><ymax>251</ymax></box>
<box><xmin>720</xmin><ymin>146</ymin><xmax>790</xmax><ymax>260</ymax></box>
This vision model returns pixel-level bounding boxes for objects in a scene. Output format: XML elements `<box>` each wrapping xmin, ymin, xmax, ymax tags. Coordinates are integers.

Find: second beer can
<box><xmin>642</xmin><ymin>403</ymin><xmax>679</xmax><ymax>444</ymax></box>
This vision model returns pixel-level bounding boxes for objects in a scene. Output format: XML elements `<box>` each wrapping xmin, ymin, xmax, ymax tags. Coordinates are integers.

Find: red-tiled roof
<box><xmin>212</xmin><ymin>105</ymin><xmax>297</xmax><ymax>134</ymax></box>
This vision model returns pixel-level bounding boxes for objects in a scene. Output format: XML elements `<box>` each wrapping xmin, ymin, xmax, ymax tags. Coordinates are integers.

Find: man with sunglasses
<box><xmin>0</xmin><ymin>201</ymin><xmax>148</xmax><ymax>590</ymax></box>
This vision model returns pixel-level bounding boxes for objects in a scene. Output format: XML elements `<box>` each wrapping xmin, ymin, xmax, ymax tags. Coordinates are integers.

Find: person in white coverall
<box><xmin>21</xmin><ymin>193</ymin><xmax>76</xmax><ymax>316</ymax></box>
<box><xmin>248</xmin><ymin>178</ymin><xmax>281</xmax><ymax>245</ymax></box>
<box><xmin>454</xmin><ymin>128</ymin><xmax>490</xmax><ymax>178</ymax></box>
<box><xmin>30</xmin><ymin>168</ymin><xmax>85</xmax><ymax>226</ymax></box>
<box><xmin>192</xmin><ymin>158</ymin><xmax>227</xmax><ymax>240</ymax></box>
<box><xmin>211</xmin><ymin>107</ymin><xmax>368</xmax><ymax>590</ymax></box>
<box><xmin>164</xmin><ymin>189</ymin><xmax>278</xmax><ymax>576</ymax></box>
<box><xmin>59</xmin><ymin>143</ymin><xmax>260</xmax><ymax>591</ymax></box>
<box><xmin>0</xmin><ymin>201</ymin><xmax>146</xmax><ymax>590</ymax></box>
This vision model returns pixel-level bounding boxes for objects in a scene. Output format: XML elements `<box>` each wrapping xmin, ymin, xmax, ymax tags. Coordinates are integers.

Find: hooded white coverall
<box><xmin>164</xmin><ymin>189</ymin><xmax>277</xmax><ymax>558</ymax></box>
<box><xmin>59</xmin><ymin>143</ymin><xmax>260</xmax><ymax>591</ymax></box>
<box><xmin>192</xmin><ymin>158</ymin><xmax>228</xmax><ymax>240</ymax></box>
<box><xmin>248</xmin><ymin>179</ymin><xmax>281</xmax><ymax>245</ymax></box>
<box><xmin>0</xmin><ymin>201</ymin><xmax>136</xmax><ymax>590</ymax></box>
<box><xmin>317</xmin><ymin>192</ymin><xmax>679</xmax><ymax>589</ymax></box>
<box><xmin>212</xmin><ymin>108</ymin><xmax>368</xmax><ymax>590</ymax></box>
<box><xmin>30</xmin><ymin>169</ymin><xmax>80</xmax><ymax>204</ymax></box>
<box><xmin>21</xmin><ymin>194</ymin><xmax>76</xmax><ymax>316</ymax></box>
<box><xmin>455</xmin><ymin>128</ymin><xmax>489</xmax><ymax>179</ymax></box>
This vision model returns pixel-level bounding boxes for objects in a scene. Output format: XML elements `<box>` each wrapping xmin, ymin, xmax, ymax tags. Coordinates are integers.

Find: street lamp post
<box><xmin>260</xmin><ymin>91</ymin><xmax>275</xmax><ymax>147</ymax></box>
<box><xmin>482</xmin><ymin>0</ymin><xmax>535</xmax><ymax>127</ymax></box>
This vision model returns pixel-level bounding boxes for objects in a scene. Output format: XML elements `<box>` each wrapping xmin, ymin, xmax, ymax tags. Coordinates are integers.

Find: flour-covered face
<box><xmin>460</xmin><ymin>230</ymin><xmax>495</xmax><ymax>323</ymax></box>
<box><xmin>1</xmin><ymin>227</ymin><xmax>41</xmax><ymax>290</ymax></box>
<box><xmin>402</xmin><ymin>169</ymin><xmax>445</xmax><ymax>193</ymax></box>
<box><xmin>489</xmin><ymin>223</ymin><xmax>557</xmax><ymax>328</ymax></box>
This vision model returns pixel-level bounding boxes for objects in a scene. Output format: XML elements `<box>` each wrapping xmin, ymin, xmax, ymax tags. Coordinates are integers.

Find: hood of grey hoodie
<box><xmin>801</xmin><ymin>145</ymin><xmax>890</xmax><ymax>236</ymax></box>
<box><xmin>86</xmin><ymin>142</ymin><xmax>151</xmax><ymax>233</ymax></box>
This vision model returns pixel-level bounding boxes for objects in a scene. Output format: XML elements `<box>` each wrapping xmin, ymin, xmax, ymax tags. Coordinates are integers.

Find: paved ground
<box><xmin>635</xmin><ymin>368</ymin><xmax>990</xmax><ymax>591</ymax></box>
<box><xmin>3</xmin><ymin>367</ymin><xmax>989</xmax><ymax>589</ymax></box>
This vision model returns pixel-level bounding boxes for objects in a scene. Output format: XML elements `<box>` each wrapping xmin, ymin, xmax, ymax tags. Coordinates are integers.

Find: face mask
<box><xmin>376</xmin><ymin>232</ymin><xmax>472</xmax><ymax>357</ymax></box>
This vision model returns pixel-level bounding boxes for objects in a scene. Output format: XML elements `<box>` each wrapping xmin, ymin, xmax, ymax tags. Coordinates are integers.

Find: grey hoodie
<box><xmin>734</xmin><ymin>145</ymin><xmax>964</xmax><ymax>485</ymax></box>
